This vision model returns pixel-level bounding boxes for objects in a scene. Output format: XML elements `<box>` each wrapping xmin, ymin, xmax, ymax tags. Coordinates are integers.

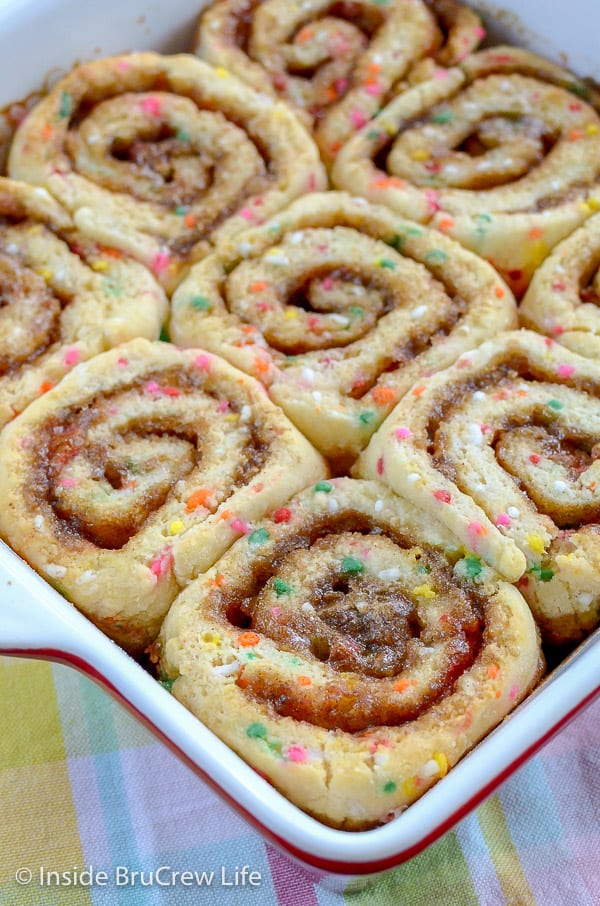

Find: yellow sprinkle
<box><xmin>284</xmin><ymin>308</ymin><xmax>299</xmax><ymax>319</ymax></box>
<box><xmin>589</xmin><ymin>197</ymin><xmax>600</xmax><ymax>211</ymax></box>
<box><xmin>169</xmin><ymin>520</ymin><xmax>184</xmax><ymax>536</ymax></box>
<box><xmin>402</xmin><ymin>777</ymin><xmax>419</xmax><ymax>798</ymax></box>
<box><xmin>27</xmin><ymin>224</ymin><xmax>42</xmax><ymax>236</ymax></box>
<box><xmin>91</xmin><ymin>260</ymin><xmax>110</xmax><ymax>272</ymax></box>
<box><xmin>411</xmin><ymin>148</ymin><xmax>431</xmax><ymax>162</ymax></box>
<box><xmin>225</xmin><ymin>413</ymin><xmax>240</xmax><ymax>422</ymax></box>
<box><xmin>586</xmin><ymin>123</ymin><xmax>599</xmax><ymax>135</ymax></box>
<box><xmin>214</xmin><ymin>66</ymin><xmax>230</xmax><ymax>79</ymax></box>
<box><xmin>201</xmin><ymin>631</ymin><xmax>221</xmax><ymax>646</ymax></box>
<box><xmin>412</xmin><ymin>583</ymin><xmax>436</xmax><ymax>599</ymax></box>
<box><xmin>527</xmin><ymin>534</ymin><xmax>546</xmax><ymax>555</ymax></box>
<box><xmin>433</xmin><ymin>751</ymin><xmax>448</xmax><ymax>777</ymax></box>
<box><xmin>34</xmin><ymin>267</ymin><xmax>53</xmax><ymax>281</ymax></box>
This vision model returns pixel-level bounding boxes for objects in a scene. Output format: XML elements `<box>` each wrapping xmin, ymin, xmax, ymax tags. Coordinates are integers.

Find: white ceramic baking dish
<box><xmin>1</xmin><ymin>0</ymin><xmax>599</xmax><ymax>888</ymax></box>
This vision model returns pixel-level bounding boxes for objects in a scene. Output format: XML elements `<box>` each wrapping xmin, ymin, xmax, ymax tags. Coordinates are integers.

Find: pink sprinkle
<box><xmin>307</xmin><ymin>173</ymin><xmax>317</xmax><ymax>191</ymax></box>
<box><xmin>474</xmin><ymin>25</ymin><xmax>486</xmax><ymax>39</ymax></box>
<box><xmin>335</xmin><ymin>78</ymin><xmax>348</xmax><ymax>95</ymax></box>
<box><xmin>286</xmin><ymin>744</ymin><xmax>308</xmax><ymax>763</ymax></box>
<box><xmin>162</xmin><ymin>386</ymin><xmax>180</xmax><ymax>398</ymax></box>
<box><xmin>150</xmin><ymin>547</ymin><xmax>173</xmax><ymax>579</ymax></box>
<box><xmin>351</xmin><ymin>109</ymin><xmax>368</xmax><ymax>130</ymax></box>
<box><xmin>551</xmin><ymin>324</ymin><xmax>565</xmax><ymax>336</ymax></box>
<box><xmin>145</xmin><ymin>381</ymin><xmax>160</xmax><ymax>395</ymax></box>
<box><xmin>117</xmin><ymin>60</ymin><xmax>131</xmax><ymax>71</ymax></box>
<box><xmin>433</xmin><ymin>68</ymin><xmax>449</xmax><ymax>80</ymax></box>
<box><xmin>239</xmin><ymin>208</ymin><xmax>254</xmax><ymax>221</ymax></box>
<box><xmin>152</xmin><ymin>251</ymin><xmax>170</xmax><ymax>274</ymax></box>
<box><xmin>558</xmin><ymin>363</ymin><xmax>575</xmax><ymax>378</ymax></box>
<box><xmin>62</xmin><ymin>478</ymin><xmax>76</xmax><ymax>489</ymax></box>
<box><xmin>322</xmin><ymin>277</ymin><xmax>334</xmax><ymax>291</ymax></box>
<box><xmin>552</xmin><ymin>281</ymin><xmax>566</xmax><ymax>292</ymax></box>
<box><xmin>365</xmin><ymin>82</ymin><xmax>383</xmax><ymax>97</ymax></box>
<box><xmin>425</xmin><ymin>189</ymin><xmax>441</xmax><ymax>213</ymax></box>
<box><xmin>395</xmin><ymin>427</ymin><xmax>412</xmax><ymax>440</ymax></box>
<box><xmin>141</xmin><ymin>95</ymin><xmax>162</xmax><ymax>117</ymax></box>
<box><xmin>468</xmin><ymin>522</ymin><xmax>486</xmax><ymax>537</ymax></box>
<box><xmin>434</xmin><ymin>489</ymin><xmax>452</xmax><ymax>504</ymax></box>
<box><xmin>509</xmin><ymin>684</ymin><xmax>519</xmax><ymax>700</ymax></box>
<box><xmin>231</xmin><ymin>518</ymin><xmax>251</xmax><ymax>534</ymax></box>
<box><xmin>457</xmin><ymin>358</ymin><xmax>472</xmax><ymax>369</ymax></box>
<box><xmin>496</xmin><ymin>513</ymin><xmax>511</xmax><ymax>527</ymax></box>
<box><xmin>481</xmin><ymin>424</ymin><xmax>491</xmax><ymax>434</ymax></box>
<box><xmin>63</xmin><ymin>348</ymin><xmax>81</xmax><ymax>367</ymax></box>
<box><xmin>194</xmin><ymin>353</ymin><xmax>212</xmax><ymax>372</ymax></box>
<box><xmin>376</xmin><ymin>456</ymin><xmax>384</xmax><ymax>476</ymax></box>
<box><xmin>217</xmin><ymin>399</ymin><xmax>230</xmax><ymax>413</ymax></box>
<box><xmin>117</xmin><ymin>357</ymin><xmax>128</xmax><ymax>367</ymax></box>
<box><xmin>271</xmin><ymin>606</ymin><xmax>282</xmax><ymax>617</ymax></box>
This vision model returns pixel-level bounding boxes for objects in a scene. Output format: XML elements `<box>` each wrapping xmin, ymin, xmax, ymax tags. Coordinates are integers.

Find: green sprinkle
<box><xmin>190</xmin><ymin>295</ymin><xmax>211</xmax><ymax>311</ymax></box>
<box><xmin>462</xmin><ymin>556</ymin><xmax>483</xmax><ymax>579</ymax></box>
<box><xmin>528</xmin><ymin>563</ymin><xmax>555</xmax><ymax>582</ymax></box>
<box><xmin>341</xmin><ymin>556</ymin><xmax>364</xmax><ymax>575</ymax></box>
<box><xmin>366</xmin><ymin>129</ymin><xmax>381</xmax><ymax>141</ymax></box>
<box><xmin>267</xmin><ymin>739</ymin><xmax>283</xmax><ymax>755</ymax></box>
<box><xmin>383</xmin><ymin>781</ymin><xmax>397</xmax><ymax>793</ymax></box>
<box><xmin>314</xmin><ymin>481</ymin><xmax>333</xmax><ymax>493</ymax></box>
<box><xmin>407</xmin><ymin>226</ymin><xmax>423</xmax><ymax>237</ymax></box>
<box><xmin>159</xmin><ymin>326</ymin><xmax>170</xmax><ymax>343</ymax></box>
<box><xmin>417</xmin><ymin>563</ymin><xmax>432</xmax><ymax>574</ymax></box>
<box><xmin>289</xmin><ymin>657</ymin><xmax>302</xmax><ymax>666</ymax></box>
<box><xmin>246</xmin><ymin>722</ymin><xmax>267</xmax><ymax>739</ymax></box>
<box><xmin>174</xmin><ymin>205</ymin><xmax>189</xmax><ymax>216</ymax></box>
<box><xmin>378</xmin><ymin>258</ymin><xmax>396</xmax><ymax>270</ymax></box>
<box><xmin>245</xmin><ymin>651</ymin><xmax>257</xmax><ymax>660</ymax></box>
<box><xmin>387</xmin><ymin>234</ymin><xmax>404</xmax><ymax>251</ymax></box>
<box><xmin>546</xmin><ymin>399</ymin><xmax>564</xmax><ymax>411</ymax></box>
<box><xmin>158</xmin><ymin>677</ymin><xmax>175</xmax><ymax>692</ymax></box>
<box><xmin>102</xmin><ymin>278</ymin><xmax>123</xmax><ymax>297</ymax></box>
<box><xmin>348</xmin><ymin>306</ymin><xmax>364</xmax><ymax>318</ymax></box>
<box><xmin>176</xmin><ymin>128</ymin><xmax>191</xmax><ymax>142</ymax></box>
<box><xmin>476</xmin><ymin>213</ymin><xmax>493</xmax><ymax>223</ymax></box>
<box><xmin>359</xmin><ymin>411</ymin><xmax>375</xmax><ymax>425</ymax></box>
<box><xmin>58</xmin><ymin>91</ymin><xmax>72</xmax><ymax>119</ymax></box>
<box><xmin>425</xmin><ymin>249</ymin><xmax>448</xmax><ymax>263</ymax></box>
<box><xmin>567</xmin><ymin>81</ymin><xmax>589</xmax><ymax>100</ymax></box>
<box><xmin>274</xmin><ymin>578</ymin><xmax>292</xmax><ymax>597</ymax></box>
<box><xmin>248</xmin><ymin>528</ymin><xmax>270</xmax><ymax>545</ymax></box>
<box><xmin>431</xmin><ymin>110</ymin><xmax>454</xmax><ymax>124</ymax></box>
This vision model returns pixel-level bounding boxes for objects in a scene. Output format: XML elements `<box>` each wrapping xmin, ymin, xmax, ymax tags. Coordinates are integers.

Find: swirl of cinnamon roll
<box><xmin>169</xmin><ymin>192</ymin><xmax>516</xmax><ymax>469</ymax></box>
<box><xmin>0</xmin><ymin>177</ymin><xmax>166</xmax><ymax>428</ymax></box>
<box><xmin>520</xmin><ymin>213</ymin><xmax>600</xmax><ymax>359</ymax></box>
<box><xmin>154</xmin><ymin>477</ymin><xmax>543</xmax><ymax>829</ymax></box>
<box><xmin>333</xmin><ymin>46</ymin><xmax>600</xmax><ymax>297</ymax></box>
<box><xmin>8</xmin><ymin>53</ymin><xmax>326</xmax><ymax>294</ymax></box>
<box><xmin>0</xmin><ymin>339</ymin><xmax>327</xmax><ymax>651</ymax></box>
<box><xmin>358</xmin><ymin>329</ymin><xmax>600</xmax><ymax>645</ymax></box>
<box><xmin>195</xmin><ymin>0</ymin><xmax>485</xmax><ymax>164</ymax></box>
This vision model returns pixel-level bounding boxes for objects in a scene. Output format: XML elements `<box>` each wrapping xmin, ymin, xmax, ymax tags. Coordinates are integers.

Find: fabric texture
<box><xmin>1</xmin><ymin>655</ymin><xmax>598</xmax><ymax>906</ymax></box>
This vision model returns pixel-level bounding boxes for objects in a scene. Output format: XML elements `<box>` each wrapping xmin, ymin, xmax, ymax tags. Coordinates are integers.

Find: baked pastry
<box><xmin>155</xmin><ymin>477</ymin><xmax>543</xmax><ymax>829</ymax></box>
<box><xmin>0</xmin><ymin>176</ymin><xmax>166</xmax><ymax>428</ymax></box>
<box><xmin>194</xmin><ymin>0</ymin><xmax>485</xmax><ymax>165</ymax></box>
<box><xmin>8</xmin><ymin>52</ymin><xmax>326</xmax><ymax>294</ymax></box>
<box><xmin>0</xmin><ymin>339</ymin><xmax>327</xmax><ymax>651</ymax></box>
<box><xmin>520</xmin><ymin>212</ymin><xmax>600</xmax><ymax>359</ymax></box>
<box><xmin>358</xmin><ymin>329</ymin><xmax>600</xmax><ymax>645</ymax></box>
<box><xmin>332</xmin><ymin>46</ymin><xmax>600</xmax><ymax>297</ymax></box>
<box><xmin>169</xmin><ymin>191</ymin><xmax>516</xmax><ymax>468</ymax></box>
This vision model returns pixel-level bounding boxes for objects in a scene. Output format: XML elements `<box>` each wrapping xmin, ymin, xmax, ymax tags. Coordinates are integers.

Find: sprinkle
<box><xmin>194</xmin><ymin>353</ymin><xmax>212</xmax><ymax>371</ymax></box>
<box><xmin>433</xmin><ymin>489</ymin><xmax>451</xmax><ymax>504</ymax></box>
<box><xmin>527</xmin><ymin>534</ymin><xmax>546</xmax><ymax>555</ymax></box>
<box><xmin>372</xmin><ymin>385</ymin><xmax>397</xmax><ymax>406</ymax></box>
<box><xmin>341</xmin><ymin>556</ymin><xmax>364</xmax><ymax>575</ymax></box>
<box><xmin>246</xmin><ymin>722</ymin><xmax>267</xmax><ymax>738</ymax></box>
<box><xmin>425</xmin><ymin>249</ymin><xmax>448</xmax><ymax>263</ymax></box>
<box><xmin>328</xmin><ymin>497</ymin><xmax>339</xmax><ymax>514</ymax></box>
<box><xmin>34</xmin><ymin>515</ymin><xmax>45</xmax><ymax>531</ymax></box>
<box><xmin>467</xmin><ymin>522</ymin><xmax>487</xmax><ymax>537</ymax></box>
<box><xmin>383</xmin><ymin>781</ymin><xmax>397</xmax><ymax>794</ymax></box>
<box><xmin>274</xmin><ymin>578</ymin><xmax>292</xmax><ymax>597</ymax></box>
<box><xmin>190</xmin><ymin>296</ymin><xmax>211</xmax><ymax>311</ymax></box>
<box><xmin>432</xmin><ymin>110</ymin><xmax>454</xmax><ymax>124</ymax></box>
<box><xmin>379</xmin><ymin>568</ymin><xmax>401</xmax><ymax>581</ymax></box>
<box><xmin>39</xmin><ymin>381</ymin><xmax>54</xmax><ymax>395</ymax></box>
<box><xmin>314</xmin><ymin>481</ymin><xmax>333</xmax><ymax>493</ymax></box>
<box><xmin>150</xmin><ymin>547</ymin><xmax>173</xmax><ymax>579</ymax></box>
<box><xmin>496</xmin><ymin>513</ymin><xmax>511</xmax><ymax>527</ymax></box>
<box><xmin>402</xmin><ymin>777</ymin><xmax>419</xmax><ymax>798</ymax></box>
<box><xmin>460</xmin><ymin>556</ymin><xmax>483</xmax><ymax>578</ymax></box>
<box><xmin>546</xmin><ymin>399</ymin><xmax>564</xmax><ymax>411</ymax></box>
<box><xmin>230</xmin><ymin>518</ymin><xmax>250</xmax><ymax>535</ymax></box>
<box><xmin>58</xmin><ymin>91</ymin><xmax>72</xmax><ymax>119</ymax></box>
<box><xmin>238</xmin><ymin>631</ymin><xmax>261</xmax><ymax>647</ymax></box>
<box><xmin>151</xmin><ymin>251</ymin><xmax>170</xmax><ymax>274</ymax></box>
<box><xmin>376</xmin><ymin>456</ymin><xmax>384</xmax><ymax>476</ymax></box>
<box><xmin>169</xmin><ymin>520</ymin><xmax>184</xmax><ymax>536</ymax></box>
<box><xmin>558</xmin><ymin>363</ymin><xmax>576</xmax><ymax>378</ymax></box>
<box><xmin>63</xmin><ymin>348</ymin><xmax>81</xmax><ymax>367</ymax></box>
<box><xmin>378</xmin><ymin>258</ymin><xmax>396</xmax><ymax>270</ymax></box>
<box><xmin>412</xmin><ymin>305</ymin><xmax>427</xmax><ymax>318</ymax></box>
<box><xmin>488</xmin><ymin>663</ymin><xmax>499</xmax><ymax>679</ymax></box>
<box><xmin>507</xmin><ymin>506</ymin><xmax>520</xmax><ymax>518</ymax></box>
<box><xmin>297</xmin><ymin>675</ymin><xmax>312</xmax><ymax>686</ymax></box>
<box><xmin>495</xmin><ymin>285</ymin><xmax>506</xmax><ymax>299</ymax></box>
<box><xmin>286</xmin><ymin>744</ymin><xmax>308</xmax><ymax>763</ymax></box>
<box><xmin>411</xmin><ymin>385</ymin><xmax>426</xmax><ymax>398</ymax></box>
<box><xmin>412</xmin><ymin>584</ymin><xmax>436</xmax><ymax>599</ymax></box>
<box><xmin>374</xmin><ymin>500</ymin><xmax>384</xmax><ymax>513</ymax></box>
<box><xmin>141</xmin><ymin>95</ymin><xmax>162</xmax><ymax>117</ymax></box>
<box><xmin>273</xmin><ymin>507</ymin><xmax>292</xmax><ymax>523</ymax></box>
<box><xmin>45</xmin><ymin>563</ymin><xmax>67</xmax><ymax>579</ymax></box>
<box><xmin>248</xmin><ymin>527</ymin><xmax>270</xmax><ymax>545</ymax></box>
<box><xmin>554</xmin><ymin>480</ymin><xmax>568</xmax><ymax>493</ymax></box>
<box><xmin>214</xmin><ymin>66</ymin><xmax>230</xmax><ymax>78</ymax></box>
<box><xmin>408</xmin><ymin>473</ymin><xmax>420</xmax><ymax>483</ymax></box>
<box><xmin>394</xmin><ymin>678</ymin><xmax>411</xmax><ymax>693</ymax></box>
<box><xmin>395</xmin><ymin>427</ymin><xmax>412</xmax><ymax>440</ymax></box>
<box><xmin>186</xmin><ymin>488</ymin><xmax>214</xmax><ymax>512</ymax></box>
<box><xmin>432</xmin><ymin>752</ymin><xmax>448</xmax><ymax>777</ymax></box>
<box><xmin>239</xmin><ymin>208</ymin><xmax>254</xmax><ymax>221</ymax></box>
<box><xmin>350</xmin><ymin>109</ymin><xmax>368</xmax><ymax>129</ymax></box>
<box><xmin>360</xmin><ymin>411</ymin><xmax>375</xmax><ymax>425</ymax></box>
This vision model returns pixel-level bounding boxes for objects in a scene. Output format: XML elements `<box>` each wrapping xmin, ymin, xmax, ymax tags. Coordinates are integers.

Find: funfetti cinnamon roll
<box><xmin>0</xmin><ymin>177</ymin><xmax>166</xmax><ymax>429</ymax></box>
<box><xmin>358</xmin><ymin>330</ymin><xmax>600</xmax><ymax>646</ymax></box>
<box><xmin>8</xmin><ymin>52</ymin><xmax>326</xmax><ymax>295</ymax></box>
<box><xmin>520</xmin><ymin>213</ymin><xmax>600</xmax><ymax>359</ymax></box>
<box><xmin>333</xmin><ymin>46</ymin><xmax>600</xmax><ymax>297</ymax></box>
<box><xmin>155</xmin><ymin>477</ymin><xmax>543</xmax><ymax>830</ymax></box>
<box><xmin>169</xmin><ymin>192</ymin><xmax>516</xmax><ymax>470</ymax></box>
<box><xmin>194</xmin><ymin>0</ymin><xmax>485</xmax><ymax>165</ymax></box>
<box><xmin>0</xmin><ymin>339</ymin><xmax>327</xmax><ymax>652</ymax></box>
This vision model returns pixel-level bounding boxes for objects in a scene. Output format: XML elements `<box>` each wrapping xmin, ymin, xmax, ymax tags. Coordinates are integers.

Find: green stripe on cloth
<box><xmin>477</xmin><ymin>794</ymin><xmax>535</xmax><ymax>905</ymax></box>
<box><xmin>346</xmin><ymin>830</ymin><xmax>479</xmax><ymax>905</ymax></box>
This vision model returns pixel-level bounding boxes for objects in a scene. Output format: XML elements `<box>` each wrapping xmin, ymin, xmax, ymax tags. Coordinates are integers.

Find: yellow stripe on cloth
<box><xmin>477</xmin><ymin>794</ymin><xmax>535</xmax><ymax>905</ymax></box>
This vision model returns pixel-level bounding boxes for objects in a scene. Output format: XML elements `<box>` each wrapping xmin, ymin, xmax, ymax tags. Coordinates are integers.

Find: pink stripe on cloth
<box><xmin>267</xmin><ymin>845</ymin><xmax>320</xmax><ymax>906</ymax></box>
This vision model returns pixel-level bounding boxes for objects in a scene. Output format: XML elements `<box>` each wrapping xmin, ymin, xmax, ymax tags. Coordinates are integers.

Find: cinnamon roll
<box><xmin>8</xmin><ymin>52</ymin><xmax>326</xmax><ymax>294</ymax></box>
<box><xmin>520</xmin><ymin>212</ymin><xmax>600</xmax><ymax>359</ymax></box>
<box><xmin>333</xmin><ymin>46</ymin><xmax>600</xmax><ymax>297</ymax></box>
<box><xmin>358</xmin><ymin>330</ymin><xmax>600</xmax><ymax>645</ymax></box>
<box><xmin>0</xmin><ymin>177</ymin><xmax>166</xmax><ymax>428</ymax></box>
<box><xmin>155</xmin><ymin>477</ymin><xmax>543</xmax><ymax>829</ymax></box>
<box><xmin>169</xmin><ymin>192</ymin><xmax>516</xmax><ymax>469</ymax></box>
<box><xmin>0</xmin><ymin>339</ymin><xmax>327</xmax><ymax>651</ymax></box>
<box><xmin>194</xmin><ymin>0</ymin><xmax>485</xmax><ymax>164</ymax></box>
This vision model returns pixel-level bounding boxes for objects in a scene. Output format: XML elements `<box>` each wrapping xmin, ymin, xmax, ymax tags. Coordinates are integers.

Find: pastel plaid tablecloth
<box><xmin>1</xmin><ymin>655</ymin><xmax>599</xmax><ymax>906</ymax></box>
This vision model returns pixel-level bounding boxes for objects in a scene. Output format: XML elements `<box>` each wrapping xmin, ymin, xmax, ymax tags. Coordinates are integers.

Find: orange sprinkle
<box><xmin>218</xmin><ymin>509</ymin><xmax>233</xmax><ymax>521</ymax></box>
<box><xmin>394</xmin><ymin>678</ymin><xmax>411</xmax><ymax>693</ymax></box>
<box><xmin>184</xmin><ymin>213</ymin><xmax>197</xmax><ymax>229</ymax></box>
<box><xmin>39</xmin><ymin>380</ymin><xmax>54</xmax><ymax>395</ymax></box>
<box><xmin>102</xmin><ymin>246</ymin><xmax>123</xmax><ymax>259</ymax></box>
<box><xmin>250</xmin><ymin>281</ymin><xmax>268</xmax><ymax>293</ymax></box>
<box><xmin>568</xmin><ymin>128</ymin><xmax>583</xmax><ymax>142</ymax></box>
<box><xmin>42</xmin><ymin>124</ymin><xmax>53</xmax><ymax>140</ymax></box>
<box><xmin>241</xmin><ymin>325</ymin><xmax>257</xmax><ymax>334</ymax></box>
<box><xmin>238</xmin><ymin>631</ymin><xmax>261</xmax><ymax>647</ymax></box>
<box><xmin>297</xmin><ymin>26</ymin><xmax>314</xmax><ymax>44</ymax></box>
<box><xmin>411</xmin><ymin>384</ymin><xmax>426</xmax><ymax>398</ymax></box>
<box><xmin>186</xmin><ymin>488</ymin><xmax>214</xmax><ymax>513</ymax></box>
<box><xmin>209</xmin><ymin>573</ymin><xmax>226</xmax><ymax>589</ymax></box>
<box><xmin>325</xmin><ymin>86</ymin><xmax>339</xmax><ymax>103</ymax></box>
<box><xmin>495</xmin><ymin>689</ymin><xmax>502</xmax><ymax>698</ymax></box>
<box><xmin>528</xmin><ymin>226</ymin><xmax>543</xmax><ymax>240</ymax></box>
<box><xmin>237</xmin><ymin>666</ymin><xmax>249</xmax><ymax>689</ymax></box>
<box><xmin>253</xmin><ymin>357</ymin><xmax>271</xmax><ymax>376</ymax></box>
<box><xmin>330</xmin><ymin>141</ymin><xmax>343</xmax><ymax>155</ymax></box>
<box><xmin>487</xmin><ymin>664</ymin><xmax>499</xmax><ymax>679</ymax></box>
<box><xmin>297</xmin><ymin>675</ymin><xmax>312</xmax><ymax>686</ymax></box>
<box><xmin>367</xmin><ymin>62</ymin><xmax>382</xmax><ymax>74</ymax></box>
<box><xmin>494</xmin><ymin>285</ymin><xmax>505</xmax><ymax>298</ymax></box>
<box><xmin>370</xmin><ymin>175</ymin><xmax>405</xmax><ymax>191</ymax></box>
<box><xmin>516</xmin><ymin>389</ymin><xmax>528</xmax><ymax>397</ymax></box>
<box><xmin>437</xmin><ymin>217</ymin><xmax>455</xmax><ymax>231</ymax></box>
<box><xmin>372</xmin><ymin>385</ymin><xmax>397</xmax><ymax>406</ymax></box>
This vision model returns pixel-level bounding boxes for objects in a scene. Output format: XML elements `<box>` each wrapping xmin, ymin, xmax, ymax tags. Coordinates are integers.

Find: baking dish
<box><xmin>1</xmin><ymin>0</ymin><xmax>599</xmax><ymax>888</ymax></box>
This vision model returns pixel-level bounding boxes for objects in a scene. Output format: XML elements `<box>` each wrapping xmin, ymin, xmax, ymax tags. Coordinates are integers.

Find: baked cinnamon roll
<box><xmin>155</xmin><ymin>477</ymin><xmax>543</xmax><ymax>829</ymax></box>
<box><xmin>333</xmin><ymin>47</ymin><xmax>600</xmax><ymax>297</ymax></box>
<box><xmin>170</xmin><ymin>192</ymin><xmax>516</xmax><ymax>469</ymax></box>
<box><xmin>0</xmin><ymin>339</ymin><xmax>327</xmax><ymax>651</ymax></box>
<box><xmin>0</xmin><ymin>177</ymin><xmax>166</xmax><ymax>428</ymax></box>
<box><xmin>358</xmin><ymin>330</ymin><xmax>600</xmax><ymax>644</ymax></box>
<box><xmin>8</xmin><ymin>52</ymin><xmax>326</xmax><ymax>294</ymax></box>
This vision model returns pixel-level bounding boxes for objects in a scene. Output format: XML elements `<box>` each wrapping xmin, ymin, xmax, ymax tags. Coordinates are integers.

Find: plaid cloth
<box><xmin>1</xmin><ymin>655</ymin><xmax>599</xmax><ymax>906</ymax></box>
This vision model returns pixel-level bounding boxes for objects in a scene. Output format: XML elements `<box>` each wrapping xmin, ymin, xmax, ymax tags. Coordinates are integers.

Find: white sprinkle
<box><xmin>422</xmin><ymin>759</ymin><xmax>440</xmax><ymax>778</ymax></box>
<box><xmin>351</xmin><ymin>196</ymin><xmax>369</xmax><ymax>207</ymax></box>
<box><xmin>554</xmin><ymin>264</ymin><xmax>565</xmax><ymax>274</ymax></box>
<box><xmin>33</xmin><ymin>515</ymin><xmax>45</xmax><ymax>531</ymax></box>
<box><xmin>301</xmin><ymin>367</ymin><xmax>315</xmax><ymax>384</ymax></box>
<box><xmin>468</xmin><ymin>424</ymin><xmax>483</xmax><ymax>445</ymax></box>
<box><xmin>328</xmin><ymin>497</ymin><xmax>339</xmax><ymax>514</ymax></box>
<box><xmin>301</xmin><ymin>601</ymin><xmax>315</xmax><ymax>614</ymax></box>
<box><xmin>289</xmin><ymin>231</ymin><xmax>305</xmax><ymax>244</ymax></box>
<box><xmin>577</xmin><ymin>593</ymin><xmax>594</xmax><ymax>606</ymax></box>
<box><xmin>240</xmin><ymin>405</ymin><xmax>252</xmax><ymax>423</ymax></box>
<box><xmin>472</xmin><ymin>390</ymin><xmax>486</xmax><ymax>401</ymax></box>
<box><xmin>237</xmin><ymin>241</ymin><xmax>253</xmax><ymax>257</ymax></box>
<box><xmin>75</xmin><ymin>570</ymin><xmax>97</xmax><ymax>585</ymax></box>
<box><xmin>45</xmin><ymin>564</ymin><xmax>67</xmax><ymax>579</ymax></box>
<box><xmin>34</xmin><ymin>187</ymin><xmax>48</xmax><ymax>196</ymax></box>
<box><xmin>412</xmin><ymin>305</ymin><xmax>427</xmax><ymax>319</ymax></box>
<box><xmin>330</xmin><ymin>314</ymin><xmax>349</xmax><ymax>325</ymax></box>
<box><xmin>312</xmin><ymin>390</ymin><xmax>322</xmax><ymax>403</ymax></box>
<box><xmin>374</xmin><ymin>499</ymin><xmax>384</xmax><ymax>513</ymax></box>
<box><xmin>266</xmin><ymin>250</ymin><xmax>289</xmax><ymax>267</ymax></box>
<box><xmin>507</xmin><ymin>506</ymin><xmax>520</xmax><ymax>519</ymax></box>
<box><xmin>5</xmin><ymin>243</ymin><xmax>18</xmax><ymax>255</ymax></box>
<box><xmin>373</xmin><ymin>749</ymin><xmax>389</xmax><ymax>766</ymax></box>
<box><xmin>407</xmin><ymin>473</ymin><xmax>420</xmax><ymax>483</ymax></box>
<box><xmin>378</xmin><ymin>568</ymin><xmax>401</xmax><ymax>581</ymax></box>
<box><xmin>213</xmin><ymin>660</ymin><xmax>241</xmax><ymax>676</ymax></box>
<box><xmin>355</xmin><ymin>600</ymin><xmax>369</xmax><ymax>614</ymax></box>
<box><xmin>554</xmin><ymin>480</ymin><xmax>568</xmax><ymax>493</ymax></box>
<box><xmin>351</xmin><ymin>285</ymin><xmax>365</xmax><ymax>297</ymax></box>
<box><xmin>551</xmin><ymin>179</ymin><xmax>562</xmax><ymax>192</ymax></box>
